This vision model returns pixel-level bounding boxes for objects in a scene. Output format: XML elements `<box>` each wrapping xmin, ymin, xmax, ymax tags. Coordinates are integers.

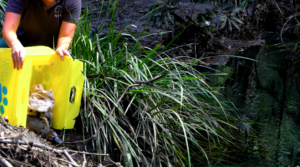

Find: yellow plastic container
<box><xmin>0</xmin><ymin>46</ymin><xmax>84</xmax><ymax>130</ymax></box>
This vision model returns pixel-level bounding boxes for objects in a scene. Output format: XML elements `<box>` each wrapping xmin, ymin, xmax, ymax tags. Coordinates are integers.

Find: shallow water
<box><xmin>213</xmin><ymin>34</ymin><xmax>300</xmax><ymax>166</ymax></box>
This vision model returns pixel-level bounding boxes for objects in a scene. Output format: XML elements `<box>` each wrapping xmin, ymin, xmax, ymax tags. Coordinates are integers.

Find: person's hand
<box><xmin>56</xmin><ymin>47</ymin><xmax>71</xmax><ymax>60</ymax></box>
<box><xmin>11</xmin><ymin>42</ymin><xmax>26</xmax><ymax>70</ymax></box>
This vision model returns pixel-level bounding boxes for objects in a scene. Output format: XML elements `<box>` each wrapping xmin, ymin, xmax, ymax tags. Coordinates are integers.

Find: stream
<box><xmin>212</xmin><ymin>33</ymin><xmax>300</xmax><ymax>166</ymax></box>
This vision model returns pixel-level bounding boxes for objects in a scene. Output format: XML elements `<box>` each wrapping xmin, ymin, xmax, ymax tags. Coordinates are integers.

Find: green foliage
<box><xmin>0</xmin><ymin>0</ymin><xmax>6</xmax><ymax>32</ymax></box>
<box><xmin>71</xmin><ymin>2</ymin><xmax>240</xmax><ymax>166</ymax></box>
<box><xmin>239</xmin><ymin>0</ymin><xmax>256</xmax><ymax>8</ymax></box>
<box><xmin>220</xmin><ymin>7</ymin><xmax>244</xmax><ymax>31</ymax></box>
<box><xmin>143</xmin><ymin>0</ymin><xmax>179</xmax><ymax>28</ymax></box>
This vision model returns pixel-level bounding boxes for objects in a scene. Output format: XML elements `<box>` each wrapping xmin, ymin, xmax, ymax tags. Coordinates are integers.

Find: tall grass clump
<box><xmin>71</xmin><ymin>2</ymin><xmax>240</xmax><ymax>166</ymax></box>
<box><xmin>0</xmin><ymin>0</ymin><xmax>6</xmax><ymax>31</ymax></box>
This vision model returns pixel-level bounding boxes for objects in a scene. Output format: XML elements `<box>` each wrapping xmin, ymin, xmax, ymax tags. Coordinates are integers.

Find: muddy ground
<box><xmin>81</xmin><ymin>0</ymin><xmax>165</xmax><ymax>47</ymax></box>
<box><xmin>81</xmin><ymin>0</ymin><xmax>264</xmax><ymax>65</ymax></box>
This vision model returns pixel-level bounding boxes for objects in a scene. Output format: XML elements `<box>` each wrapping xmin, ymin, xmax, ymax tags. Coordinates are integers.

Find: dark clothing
<box><xmin>6</xmin><ymin>0</ymin><xmax>81</xmax><ymax>48</ymax></box>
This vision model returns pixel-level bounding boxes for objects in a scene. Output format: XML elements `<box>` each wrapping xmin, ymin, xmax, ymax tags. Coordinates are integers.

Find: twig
<box><xmin>68</xmin><ymin>150</ymin><xmax>109</xmax><ymax>156</ymax></box>
<box><xmin>0</xmin><ymin>155</ymin><xmax>13</xmax><ymax>167</ymax></box>
<box><xmin>87</xmin><ymin>73</ymin><xmax>126</xmax><ymax>79</ymax></box>
<box><xmin>5</xmin><ymin>157</ymin><xmax>32</xmax><ymax>167</ymax></box>
<box><xmin>65</xmin><ymin>75</ymin><xmax>165</xmax><ymax>144</ymax></box>
<box><xmin>272</xmin><ymin>0</ymin><xmax>284</xmax><ymax>16</ymax></box>
<box><xmin>0</xmin><ymin>114</ymin><xmax>8</xmax><ymax>125</ymax></box>
<box><xmin>107</xmin><ymin>158</ymin><xmax>122</xmax><ymax>167</ymax></box>
<box><xmin>0</xmin><ymin>149</ymin><xmax>8</xmax><ymax>158</ymax></box>
<box><xmin>82</xmin><ymin>153</ymin><xmax>87</xmax><ymax>167</ymax></box>
<box><xmin>0</xmin><ymin>137</ymin><xmax>15</xmax><ymax>140</ymax></box>
<box><xmin>63</xmin><ymin>149</ymin><xmax>78</xmax><ymax>167</ymax></box>
<box><xmin>71</xmin><ymin>152</ymin><xmax>78</xmax><ymax>156</ymax></box>
<box><xmin>7</xmin><ymin>140</ymin><xmax>109</xmax><ymax>157</ymax></box>
<box><xmin>134</xmin><ymin>75</ymin><xmax>165</xmax><ymax>85</ymax></box>
<box><xmin>280</xmin><ymin>14</ymin><xmax>300</xmax><ymax>48</ymax></box>
<box><xmin>52</xmin><ymin>157</ymin><xmax>76</xmax><ymax>166</ymax></box>
<box><xmin>53</xmin><ymin>160</ymin><xmax>60</xmax><ymax>167</ymax></box>
<box><xmin>0</xmin><ymin>139</ymin><xmax>62</xmax><ymax>154</ymax></box>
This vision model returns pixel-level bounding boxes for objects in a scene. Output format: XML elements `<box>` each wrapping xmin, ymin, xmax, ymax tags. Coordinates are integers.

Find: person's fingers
<box><xmin>11</xmin><ymin>44</ymin><xmax>26</xmax><ymax>70</ymax></box>
<box><xmin>17</xmin><ymin>52</ymin><xmax>21</xmax><ymax>70</ymax></box>
<box><xmin>20</xmin><ymin>57</ymin><xmax>23</xmax><ymax>69</ymax></box>
<box><xmin>20</xmin><ymin>50</ymin><xmax>26</xmax><ymax>69</ymax></box>
<box><xmin>62</xmin><ymin>49</ymin><xmax>71</xmax><ymax>57</ymax></box>
<box><xmin>16</xmin><ymin>51</ymin><xmax>22</xmax><ymax>70</ymax></box>
<box><xmin>16</xmin><ymin>57</ymin><xmax>19</xmax><ymax>70</ymax></box>
<box><xmin>13</xmin><ymin>51</ymin><xmax>19</xmax><ymax>70</ymax></box>
<box><xmin>12</xmin><ymin>52</ymin><xmax>16</xmax><ymax>69</ymax></box>
<box><xmin>56</xmin><ymin>49</ymin><xmax>64</xmax><ymax>60</ymax></box>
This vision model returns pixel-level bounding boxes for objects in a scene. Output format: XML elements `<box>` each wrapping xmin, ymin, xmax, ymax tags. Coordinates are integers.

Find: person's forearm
<box><xmin>56</xmin><ymin>21</ymin><xmax>76</xmax><ymax>58</ymax></box>
<box><xmin>2</xmin><ymin>12</ymin><xmax>25</xmax><ymax>70</ymax></box>
<box><xmin>2</xmin><ymin>28</ymin><xmax>26</xmax><ymax>70</ymax></box>
<box><xmin>2</xmin><ymin>28</ymin><xmax>22</xmax><ymax>48</ymax></box>
<box><xmin>56</xmin><ymin>37</ymin><xmax>72</xmax><ymax>50</ymax></box>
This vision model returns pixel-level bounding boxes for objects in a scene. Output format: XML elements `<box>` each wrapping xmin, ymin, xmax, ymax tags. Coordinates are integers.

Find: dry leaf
<box><xmin>28</xmin><ymin>84</ymin><xmax>55</xmax><ymax>113</ymax></box>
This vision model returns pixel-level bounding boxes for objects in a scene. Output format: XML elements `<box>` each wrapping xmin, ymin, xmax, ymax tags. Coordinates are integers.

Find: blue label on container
<box><xmin>0</xmin><ymin>83</ymin><xmax>8</xmax><ymax>115</ymax></box>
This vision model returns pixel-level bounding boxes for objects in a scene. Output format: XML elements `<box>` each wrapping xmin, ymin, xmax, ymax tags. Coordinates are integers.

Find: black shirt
<box><xmin>6</xmin><ymin>0</ymin><xmax>81</xmax><ymax>48</ymax></box>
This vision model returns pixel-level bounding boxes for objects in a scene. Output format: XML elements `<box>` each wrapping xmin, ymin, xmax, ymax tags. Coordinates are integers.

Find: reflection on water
<box><xmin>214</xmin><ymin>35</ymin><xmax>300</xmax><ymax>166</ymax></box>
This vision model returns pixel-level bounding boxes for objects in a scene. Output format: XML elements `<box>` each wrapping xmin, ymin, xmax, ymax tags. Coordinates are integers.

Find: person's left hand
<box><xmin>56</xmin><ymin>47</ymin><xmax>71</xmax><ymax>60</ymax></box>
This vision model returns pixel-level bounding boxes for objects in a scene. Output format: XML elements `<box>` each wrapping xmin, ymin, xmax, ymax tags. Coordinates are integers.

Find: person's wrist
<box><xmin>10</xmin><ymin>40</ymin><xmax>23</xmax><ymax>50</ymax></box>
<box><xmin>56</xmin><ymin>44</ymin><xmax>69</xmax><ymax>51</ymax></box>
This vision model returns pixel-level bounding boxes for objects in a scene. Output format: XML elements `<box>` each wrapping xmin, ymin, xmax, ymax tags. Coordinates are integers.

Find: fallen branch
<box><xmin>82</xmin><ymin>153</ymin><xmax>87</xmax><ymax>167</ymax></box>
<box><xmin>0</xmin><ymin>155</ymin><xmax>13</xmax><ymax>167</ymax></box>
<box><xmin>0</xmin><ymin>139</ymin><xmax>62</xmax><ymax>154</ymax></box>
<box><xmin>64</xmin><ymin>74</ymin><xmax>165</xmax><ymax>144</ymax></box>
<box><xmin>0</xmin><ymin>140</ymin><xmax>89</xmax><ymax>167</ymax></box>
<box><xmin>5</xmin><ymin>157</ymin><xmax>30</xmax><ymax>167</ymax></box>
<box><xmin>107</xmin><ymin>158</ymin><xmax>122</xmax><ymax>167</ymax></box>
<box><xmin>0</xmin><ymin>131</ymin><xmax>116</xmax><ymax>166</ymax></box>
<box><xmin>0</xmin><ymin>138</ymin><xmax>110</xmax><ymax>157</ymax></box>
<box><xmin>68</xmin><ymin>150</ymin><xmax>109</xmax><ymax>156</ymax></box>
<box><xmin>63</xmin><ymin>149</ymin><xmax>78</xmax><ymax>167</ymax></box>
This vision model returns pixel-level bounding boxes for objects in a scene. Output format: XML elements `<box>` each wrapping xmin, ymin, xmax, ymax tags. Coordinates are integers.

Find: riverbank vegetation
<box><xmin>1</xmin><ymin>0</ymin><xmax>300</xmax><ymax>166</ymax></box>
<box><xmin>70</xmin><ymin>3</ymin><xmax>241</xmax><ymax>166</ymax></box>
<box><xmin>69</xmin><ymin>0</ymin><xmax>300</xmax><ymax>165</ymax></box>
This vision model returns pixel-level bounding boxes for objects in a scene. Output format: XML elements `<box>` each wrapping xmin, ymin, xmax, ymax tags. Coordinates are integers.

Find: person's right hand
<box><xmin>11</xmin><ymin>42</ymin><xmax>26</xmax><ymax>70</ymax></box>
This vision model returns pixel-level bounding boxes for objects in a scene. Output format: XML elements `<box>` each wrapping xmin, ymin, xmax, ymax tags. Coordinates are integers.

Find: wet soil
<box><xmin>81</xmin><ymin>0</ymin><xmax>163</xmax><ymax>47</ymax></box>
<box><xmin>81</xmin><ymin>0</ymin><xmax>264</xmax><ymax>58</ymax></box>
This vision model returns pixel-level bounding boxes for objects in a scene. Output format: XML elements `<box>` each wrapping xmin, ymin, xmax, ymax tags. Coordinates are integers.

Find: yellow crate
<box><xmin>0</xmin><ymin>46</ymin><xmax>84</xmax><ymax>130</ymax></box>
